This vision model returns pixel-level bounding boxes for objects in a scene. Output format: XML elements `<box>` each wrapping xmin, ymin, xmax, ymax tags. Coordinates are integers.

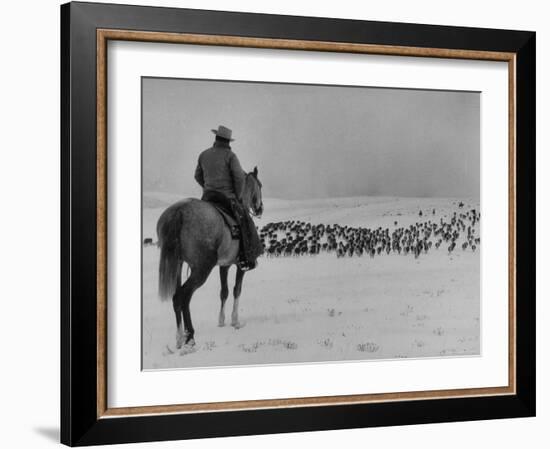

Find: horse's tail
<box><xmin>157</xmin><ymin>207</ymin><xmax>184</xmax><ymax>301</ymax></box>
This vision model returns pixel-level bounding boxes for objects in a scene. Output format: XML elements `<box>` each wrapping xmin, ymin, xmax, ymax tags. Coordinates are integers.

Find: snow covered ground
<box><xmin>142</xmin><ymin>193</ymin><xmax>480</xmax><ymax>370</ymax></box>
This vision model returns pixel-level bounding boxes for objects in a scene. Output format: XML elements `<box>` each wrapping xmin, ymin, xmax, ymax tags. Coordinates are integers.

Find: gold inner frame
<box><xmin>96</xmin><ymin>29</ymin><xmax>517</xmax><ymax>419</ymax></box>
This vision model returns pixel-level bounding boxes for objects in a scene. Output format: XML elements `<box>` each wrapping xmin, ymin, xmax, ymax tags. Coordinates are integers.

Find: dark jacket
<box><xmin>194</xmin><ymin>142</ymin><xmax>246</xmax><ymax>200</ymax></box>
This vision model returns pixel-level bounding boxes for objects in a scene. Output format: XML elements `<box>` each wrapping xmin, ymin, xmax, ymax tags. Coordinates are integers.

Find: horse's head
<box><xmin>244</xmin><ymin>166</ymin><xmax>263</xmax><ymax>218</ymax></box>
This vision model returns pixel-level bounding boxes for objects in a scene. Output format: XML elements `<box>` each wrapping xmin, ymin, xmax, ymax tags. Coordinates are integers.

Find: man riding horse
<box><xmin>194</xmin><ymin>125</ymin><xmax>263</xmax><ymax>271</ymax></box>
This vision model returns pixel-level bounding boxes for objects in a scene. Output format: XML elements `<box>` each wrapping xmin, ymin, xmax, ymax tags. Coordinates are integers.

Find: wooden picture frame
<box><xmin>61</xmin><ymin>1</ymin><xmax>535</xmax><ymax>446</ymax></box>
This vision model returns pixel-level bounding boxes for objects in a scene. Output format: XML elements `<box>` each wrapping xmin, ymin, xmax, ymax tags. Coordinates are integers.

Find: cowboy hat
<box><xmin>211</xmin><ymin>125</ymin><xmax>235</xmax><ymax>141</ymax></box>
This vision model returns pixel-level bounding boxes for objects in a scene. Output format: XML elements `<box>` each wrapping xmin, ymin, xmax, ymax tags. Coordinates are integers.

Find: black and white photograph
<box><xmin>141</xmin><ymin>77</ymin><xmax>481</xmax><ymax>370</ymax></box>
<box><xmin>1</xmin><ymin>0</ymin><xmax>542</xmax><ymax>446</ymax></box>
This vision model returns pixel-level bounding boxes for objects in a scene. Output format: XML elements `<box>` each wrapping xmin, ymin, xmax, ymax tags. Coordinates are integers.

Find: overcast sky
<box><xmin>142</xmin><ymin>77</ymin><xmax>479</xmax><ymax>200</ymax></box>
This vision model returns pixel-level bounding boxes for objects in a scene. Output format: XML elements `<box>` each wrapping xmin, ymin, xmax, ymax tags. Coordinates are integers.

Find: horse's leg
<box><xmin>172</xmin><ymin>269</ymin><xmax>184</xmax><ymax>349</ymax></box>
<box><xmin>231</xmin><ymin>267</ymin><xmax>245</xmax><ymax>329</ymax></box>
<box><xmin>218</xmin><ymin>266</ymin><xmax>229</xmax><ymax>327</ymax></box>
<box><xmin>178</xmin><ymin>263</ymin><xmax>214</xmax><ymax>349</ymax></box>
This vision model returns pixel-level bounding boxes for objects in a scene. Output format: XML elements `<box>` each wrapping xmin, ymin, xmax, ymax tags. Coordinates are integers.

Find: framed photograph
<box><xmin>61</xmin><ymin>1</ymin><xmax>535</xmax><ymax>446</ymax></box>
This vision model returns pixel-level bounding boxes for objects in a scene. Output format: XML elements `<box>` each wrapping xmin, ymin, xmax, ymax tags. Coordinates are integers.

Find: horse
<box><xmin>156</xmin><ymin>167</ymin><xmax>263</xmax><ymax>353</ymax></box>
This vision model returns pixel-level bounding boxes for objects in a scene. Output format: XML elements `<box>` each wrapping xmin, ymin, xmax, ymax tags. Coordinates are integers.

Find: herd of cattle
<box><xmin>258</xmin><ymin>206</ymin><xmax>481</xmax><ymax>259</ymax></box>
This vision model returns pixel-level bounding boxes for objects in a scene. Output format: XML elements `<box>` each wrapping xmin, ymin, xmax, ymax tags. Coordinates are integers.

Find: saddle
<box><xmin>209</xmin><ymin>203</ymin><xmax>241</xmax><ymax>239</ymax></box>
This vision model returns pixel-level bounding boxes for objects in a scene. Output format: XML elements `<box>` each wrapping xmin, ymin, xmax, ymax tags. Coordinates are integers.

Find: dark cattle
<box><xmin>258</xmin><ymin>202</ymin><xmax>480</xmax><ymax>260</ymax></box>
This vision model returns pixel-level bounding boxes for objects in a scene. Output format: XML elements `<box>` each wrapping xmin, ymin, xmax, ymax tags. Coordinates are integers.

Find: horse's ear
<box><xmin>253</xmin><ymin>166</ymin><xmax>258</xmax><ymax>177</ymax></box>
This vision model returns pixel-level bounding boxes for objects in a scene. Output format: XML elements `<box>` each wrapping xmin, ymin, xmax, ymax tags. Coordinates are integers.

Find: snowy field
<box><xmin>142</xmin><ymin>193</ymin><xmax>480</xmax><ymax>370</ymax></box>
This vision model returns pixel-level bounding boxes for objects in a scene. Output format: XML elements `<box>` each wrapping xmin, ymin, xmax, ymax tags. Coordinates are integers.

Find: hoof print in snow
<box><xmin>179</xmin><ymin>344</ymin><xmax>197</xmax><ymax>356</ymax></box>
<box><xmin>357</xmin><ymin>342</ymin><xmax>379</xmax><ymax>353</ymax></box>
<box><xmin>239</xmin><ymin>341</ymin><xmax>264</xmax><ymax>353</ymax></box>
<box><xmin>203</xmin><ymin>341</ymin><xmax>216</xmax><ymax>351</ymax></box>
<box><xmin>282</xmin><ymin>341</ymin><xmax>298</xmax><ymax>350</ymax></box>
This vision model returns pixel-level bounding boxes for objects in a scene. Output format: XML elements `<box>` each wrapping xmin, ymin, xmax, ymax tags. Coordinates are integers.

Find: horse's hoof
<box><xmin>176</xmin><ymin>332</ymin><xmax>185</xmax><ymax>349</ymax></box>
<box><xmin>179</xmin><ymin>343</ymin><xmax>197</xmax><ymax>356</ymax></box>
<box><xmin>232</xmin><ymin>321</ymin><xmax>246</xmax><ymax>330</ymax></box>
<box><xmin>218</xmin><ymin>320</ymin><xmax>225</xmax><ymax>327</ymax></box>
